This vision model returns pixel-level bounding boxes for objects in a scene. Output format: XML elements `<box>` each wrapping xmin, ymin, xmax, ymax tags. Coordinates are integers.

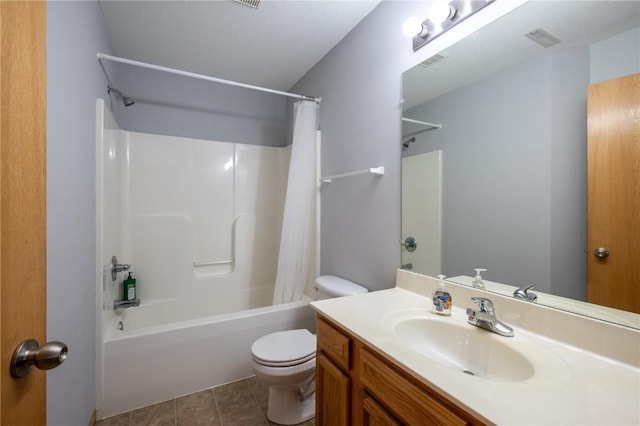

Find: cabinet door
<box><xmin>316</xmin><ymin>353</ymin><xmax>350</xmax><ymax>426</ymax></box>
<box><xmin>362</xmin><ymin>393</ymin><xmax>402</xmax><ymax>426</ymax></box>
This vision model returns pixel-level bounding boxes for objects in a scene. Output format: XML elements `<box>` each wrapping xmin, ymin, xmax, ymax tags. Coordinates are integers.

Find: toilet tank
<box><xmin>315</xmin><ymin>275</ymin><xmax>368</xmax><ymax>300</ymax></box>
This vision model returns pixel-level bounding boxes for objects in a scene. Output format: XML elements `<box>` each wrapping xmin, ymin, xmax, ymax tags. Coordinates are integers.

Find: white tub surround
<box><xmin>310</xmin><ymin>270</ymin><xmax>640</xmax><ymax>425</ymax></box>
<box><xmin>96</xmin><ymin>100</ymin><xmax>293</xmax><ymax>330</ymax></box>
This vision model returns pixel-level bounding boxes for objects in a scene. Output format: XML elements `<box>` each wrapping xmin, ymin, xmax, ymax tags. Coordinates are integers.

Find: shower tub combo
<box><xmin>95</xmin><ymin>100</ymin><xmax>318</xmax><ymax>418</ymax></box>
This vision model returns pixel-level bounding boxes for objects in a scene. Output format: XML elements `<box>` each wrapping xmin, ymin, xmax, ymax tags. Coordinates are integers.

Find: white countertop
<box><xmin>311</xmin><ymin>285</ymin><xmax>640</xmax><ymax>425</ymax></box>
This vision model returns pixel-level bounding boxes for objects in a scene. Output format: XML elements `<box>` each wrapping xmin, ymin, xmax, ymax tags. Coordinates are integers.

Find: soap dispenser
<box><xmin>472</xmin><ymin>268</ymin><xmax>487</xmax><ymax>289</ymax></box>
<box><xmin>432</xmin><ymin>274</ymin><xmax>452</xmax><ymax>316</ymax></box>
<box><xmin>123</xmin><ymin>272</ymin><xmax>136</xmax><ymax>301</ymax></box>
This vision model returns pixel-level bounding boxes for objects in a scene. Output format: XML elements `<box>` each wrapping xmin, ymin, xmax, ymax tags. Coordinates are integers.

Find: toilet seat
<box><xmin>251</xmin><ymin>329</ymin><xmax>316</xmax><ymax>367</ymax></box>
<box><xmin>253</xmin><ymin>351</ymin><xmax>316</xmax><ymax>368</ymax></box>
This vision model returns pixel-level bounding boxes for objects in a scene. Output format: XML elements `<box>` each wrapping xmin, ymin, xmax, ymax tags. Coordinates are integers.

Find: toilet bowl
<box><xmin>251</xmin><ymin>275</ymin><xmax>368</xmax><ymax>425</ymax></box>
<box><xmin>251</xmin><ymin>329</ymin><xmax>317</xmax><ymax>425</ymax></box>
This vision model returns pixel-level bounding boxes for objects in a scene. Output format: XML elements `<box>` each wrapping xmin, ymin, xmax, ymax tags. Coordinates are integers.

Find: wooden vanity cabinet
<box><xmin>315</xmin><ymin>315</ymin><xmax>487</xmax><ymax>426</ymax></box>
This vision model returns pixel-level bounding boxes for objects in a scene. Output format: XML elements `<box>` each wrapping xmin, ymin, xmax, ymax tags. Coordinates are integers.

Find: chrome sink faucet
<box><xmin>466</xmin><ymin>297</ymin><xmax>514</xmax><ymax>337</ymax></box>
<box><xmin>513</xmin><ymin>284</ymin><xmax>537</xmax><ymax>302</ymax></box>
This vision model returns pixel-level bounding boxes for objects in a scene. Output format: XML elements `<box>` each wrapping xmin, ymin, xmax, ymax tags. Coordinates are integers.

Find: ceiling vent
<box><xmin>524</xmin><ymin>28</ymin><xmax>561</xmax><ymax>48</ymax></box>
<box><xmin>234</xmin><ymin>0</ymin><xmax>260</xmax><ymax>8</ymax></box>
<box><xmin>419</xmin><ymin>52</ymin><xmax>449</xmax><ymax>69</ymax></box>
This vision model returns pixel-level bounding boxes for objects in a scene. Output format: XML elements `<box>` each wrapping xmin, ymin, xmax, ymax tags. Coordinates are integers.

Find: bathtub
<box><xmin>97</xmin><ymin>297</ymin><xmax>316</xmax><ymax>419</ymax></box>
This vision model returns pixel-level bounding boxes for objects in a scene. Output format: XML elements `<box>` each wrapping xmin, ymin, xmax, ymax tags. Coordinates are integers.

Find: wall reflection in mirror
<box><xmin>401</xmin><ymin>0</ymin><xmax>639</xmax><ymax>328</ymax></box>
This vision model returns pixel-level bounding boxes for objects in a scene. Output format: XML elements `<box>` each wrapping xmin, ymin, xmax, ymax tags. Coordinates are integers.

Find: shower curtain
<box><xmin>272</xmin><ymin>100</ymin><xmax>318</xmax><ymax>304</ymax></box>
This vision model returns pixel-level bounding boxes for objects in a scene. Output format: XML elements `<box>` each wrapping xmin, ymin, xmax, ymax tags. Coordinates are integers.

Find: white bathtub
<box><xmin>97</xmin><ymin>297</ymin><xmax>316</xmax><ymax>419</ymax></box>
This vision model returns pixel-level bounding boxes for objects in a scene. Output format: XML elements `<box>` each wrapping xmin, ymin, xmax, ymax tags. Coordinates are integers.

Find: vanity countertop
<box><xmin>310</xmin><ymin>275</ymin><xmax>640</xmax><ymax>425</ymax></box>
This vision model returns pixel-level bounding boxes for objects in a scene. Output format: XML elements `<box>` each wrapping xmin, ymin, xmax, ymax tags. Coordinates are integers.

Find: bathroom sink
<box><xmin>392</xmin><ymin>315</ymin><xmax>535</xmax><ymax>382</ymax></box>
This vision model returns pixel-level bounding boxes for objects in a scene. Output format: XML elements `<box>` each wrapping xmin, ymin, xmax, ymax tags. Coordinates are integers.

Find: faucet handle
<box><xmin>470</xmin><ymin>297</ymin><xmax>495</xmax><ymax>315</ymax></box>
<box><xmin>513</xmin><ymin>284</ymin><xmax>538</xmax><ymax>302</ymax></box>
<box><xmin>110</xmin><ymin>255</ymin><xmax>131</xmax><ymax>281</ymax></box>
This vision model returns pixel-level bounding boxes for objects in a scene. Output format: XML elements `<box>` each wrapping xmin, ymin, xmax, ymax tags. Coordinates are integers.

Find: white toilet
<box><xmin>251</xmin><ymin>275</ymin><xmax>368</xmax><ymax>425</ymax></box>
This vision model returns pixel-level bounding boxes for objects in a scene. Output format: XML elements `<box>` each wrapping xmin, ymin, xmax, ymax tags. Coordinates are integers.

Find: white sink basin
<box><xmin>390</xmin><ymin>313</ymin><xmax>535</xmax><ymax>382</ymax></box>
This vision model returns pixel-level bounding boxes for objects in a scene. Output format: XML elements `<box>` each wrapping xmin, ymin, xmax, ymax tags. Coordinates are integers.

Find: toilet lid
<box><xmin>251</xmin><ymin>329</ymin><xmax>316</xmax><ymax>366</ymax></box>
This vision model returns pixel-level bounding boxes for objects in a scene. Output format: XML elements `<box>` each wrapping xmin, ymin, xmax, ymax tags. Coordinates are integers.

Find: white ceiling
<box><xmin>99</xmin><ymin>0</ymin><xmax>380</xmax><ymax>92</ymax></box>
<box><xmin>403</xmin><ymin>0</ymin><xmax>640</xmax><ymax>111</ymax></box>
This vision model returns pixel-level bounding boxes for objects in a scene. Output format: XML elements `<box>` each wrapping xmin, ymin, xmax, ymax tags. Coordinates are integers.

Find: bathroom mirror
<box><xmin>401</xmin><ymin>0</ymin><xmax>640</xmax><ymax>328</ymax></box>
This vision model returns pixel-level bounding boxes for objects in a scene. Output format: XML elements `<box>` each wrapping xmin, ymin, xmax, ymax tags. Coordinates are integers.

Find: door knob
<box><xmin>594</xmin><ymin>247</ymin><xmax>610</xmax><ymax>259</ymax></box>
<box><xmin>10</xmin><ymin>339</ymin><xmax>68</xmax><ymax>378</ymax></box>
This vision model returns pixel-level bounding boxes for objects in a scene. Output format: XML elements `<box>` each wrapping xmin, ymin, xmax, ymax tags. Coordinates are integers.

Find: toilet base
<box><xmin>266</xmin><ymin>386</ymin><xmax>315</xmax><ymax>425</ymax></box>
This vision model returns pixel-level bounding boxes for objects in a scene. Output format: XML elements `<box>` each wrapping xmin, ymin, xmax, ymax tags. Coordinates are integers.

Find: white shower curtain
<box><xmin>272</xmin><ymin>100</ymin><xmax>318</xmax><ymax>304</ymax></box>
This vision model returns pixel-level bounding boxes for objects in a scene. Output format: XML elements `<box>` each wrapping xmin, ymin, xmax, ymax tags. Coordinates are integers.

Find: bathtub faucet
<box><xmin>110</xmin><ymin>255</ymin><xmax>131</xmax><ymax>281</ymax></box>
<box><xmin>113</xmin><ymin>299</ymin><xmax>140</xmax><ymax>310</ymax></box>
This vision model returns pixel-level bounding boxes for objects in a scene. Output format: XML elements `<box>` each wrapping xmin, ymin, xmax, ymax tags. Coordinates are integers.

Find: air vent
<box><xmin>419</xmin><ymin>52</ymin><xmax>449</xmax><ymax>69</ymax></box>
<box><xmin>234</xmin><ymin>0</ymin><xmax>260</xmax><ymax>8</ymax></box>
<box><xmin>524</xmin><ymin>28</ymin><xmax>561</xmax><ymax>48</ymax></box>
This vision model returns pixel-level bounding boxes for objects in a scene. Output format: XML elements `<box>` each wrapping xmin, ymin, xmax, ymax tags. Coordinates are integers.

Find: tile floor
<box><xmin>96</xmin><ymin>376</ymin><xmax>315</xmax><ymax>426</ymax></box>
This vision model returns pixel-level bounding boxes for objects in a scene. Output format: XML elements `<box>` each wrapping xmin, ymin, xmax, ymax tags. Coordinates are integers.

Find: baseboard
<box><xmin>89</xmin><ymin>409</ymin><xmax>97</xmax><ymax>426</ymax></box>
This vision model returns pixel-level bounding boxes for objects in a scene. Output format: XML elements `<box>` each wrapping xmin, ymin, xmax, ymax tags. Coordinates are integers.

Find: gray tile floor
<box><xmin>96</xmin><ymin>376</ymin><xmax>315</xmax><ymax>426</ymax></box>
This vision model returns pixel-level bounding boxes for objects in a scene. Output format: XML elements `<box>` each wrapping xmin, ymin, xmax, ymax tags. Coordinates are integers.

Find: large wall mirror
<box><xmin>401</xmin><ymin>0</ymin><xmax>639</xmax><ymax>328</ymax></box>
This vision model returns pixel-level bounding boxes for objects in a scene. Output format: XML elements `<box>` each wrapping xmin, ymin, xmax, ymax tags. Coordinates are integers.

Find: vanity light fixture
<box><xmin>406</xmin><ymin>0</ymin><xmax>496</xmax><ymax>52</ymax></box>
<box><xmin>428</xmin><ymin>1</ymin><xmax>456</xmax><ymax>25</ymax></box>
<box><xmin>403</xmin><ymin>16</ymin><xmax>428</xmax><ymax>38</ymax></box>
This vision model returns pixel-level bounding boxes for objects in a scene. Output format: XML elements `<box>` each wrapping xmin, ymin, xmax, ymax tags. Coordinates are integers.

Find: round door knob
<box><xmin>594</xmin><ymin>247</ymin><xmax>610</xmax><ymax>259</ymax></box>
<box><xmin>10</xmin><ymin>339</ymin><xmax>68</xmax><ymax>378</ymax></box>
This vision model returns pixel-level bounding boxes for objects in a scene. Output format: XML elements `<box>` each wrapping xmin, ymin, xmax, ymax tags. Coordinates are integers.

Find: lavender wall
<box><xmin>47</xmin><ymin>1</ymin><xmax>111</xmax><ymax>424</ymax></box>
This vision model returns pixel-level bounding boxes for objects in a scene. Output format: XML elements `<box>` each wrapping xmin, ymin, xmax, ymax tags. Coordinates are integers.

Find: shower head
<box><xmin>107</xmin><ymin>85</ymin><xmax>135</xmax><ymax>107</ymax></box>
<box><xmin>402</xmin><ymin>137</ymin><xmax>416</xmax><ymax>150</ymax></box>
<box><xmin>122</xmin><ymin>95</ymin><xmax>135</xmax><ymax>107</ymax></box>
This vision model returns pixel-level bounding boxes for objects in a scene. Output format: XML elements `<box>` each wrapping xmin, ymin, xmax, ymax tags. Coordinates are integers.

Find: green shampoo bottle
<box><xmin>123</xmin><ymin>272</ymin><xmax>136</xmax><ymax>301</ymax></box>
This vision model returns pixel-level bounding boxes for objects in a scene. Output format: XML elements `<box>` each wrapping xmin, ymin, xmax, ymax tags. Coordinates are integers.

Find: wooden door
<box><xmin>587</xmin><ymin>73</ymin><xmax>640</xmax><ymax>314</ymax></box>
<box><xmin>0</xmin><ymin>2</ymin><xmax>48</xmax><ymax>424</ymax></box>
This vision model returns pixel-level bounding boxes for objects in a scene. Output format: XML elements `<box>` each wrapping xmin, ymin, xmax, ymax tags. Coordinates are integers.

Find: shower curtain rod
<box><xmin>96</xmin><ymin>52</ymin><xmax>320</xmax><ymax>103</ymax></box>
<box><xmin>401</xmin><ymin>117</ymin><xmax>442</xmax><ymax>129</ymax></box>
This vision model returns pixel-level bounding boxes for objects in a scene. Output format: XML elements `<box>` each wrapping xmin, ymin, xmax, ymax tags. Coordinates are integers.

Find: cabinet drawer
<box><xmin>359</xmin><ymin>347</ymin><xmax>469</xmax><ymax>426</ymax></box>
<box><xmin>317</xmin><ymin>316</ymin><xmax>351</xmax><ymax>371</ymax></box>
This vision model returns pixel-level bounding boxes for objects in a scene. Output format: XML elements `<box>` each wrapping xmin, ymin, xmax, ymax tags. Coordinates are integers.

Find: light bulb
<box><xmin>403</xmin><ymin>16</ymin><xmax>426</xmax><ymax>38</ymax></box>
<box><xmin>428</xmin><ymin>1</ymin><xmax>455</xmax><ymax>24</ymax></box>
